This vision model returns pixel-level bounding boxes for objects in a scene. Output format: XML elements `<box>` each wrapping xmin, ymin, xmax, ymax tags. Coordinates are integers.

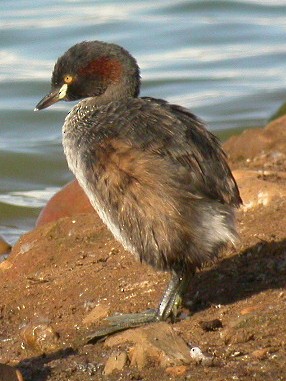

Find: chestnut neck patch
<box><xmin>78</xmin><ymin>57</ymin><xmax>122</xmax><ymax>83</ymax></box>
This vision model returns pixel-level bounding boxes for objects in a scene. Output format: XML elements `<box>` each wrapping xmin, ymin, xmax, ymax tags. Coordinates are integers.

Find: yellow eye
<box><xmin>64</xmin><ymin>74</ymin><xmax>73</xmax><ymax>84</ymax></box>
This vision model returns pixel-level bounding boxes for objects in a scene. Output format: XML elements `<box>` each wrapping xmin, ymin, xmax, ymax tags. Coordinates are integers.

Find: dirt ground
<box><xmin>0</xmin><ymin>116</ymin><xmax>286</xmax><ymax>381</ymax></box>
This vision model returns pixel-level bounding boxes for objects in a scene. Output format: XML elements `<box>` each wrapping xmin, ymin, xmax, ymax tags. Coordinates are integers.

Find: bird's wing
<box><xmin>87</xmin><ymin>97</ymin><xmax>242</xmax><ymax>207</ymax></box>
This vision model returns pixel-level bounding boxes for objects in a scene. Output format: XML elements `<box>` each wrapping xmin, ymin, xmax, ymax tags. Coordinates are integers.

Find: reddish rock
<box><xmin>103</xmin><ymin>351</ymin><xmax>128</xmax><ymax>376</ymax></box>
<box><xmin>36</xmin><ymin>179</ymin><xmax>93</xmax><ymax>227</ymax></box>
<box><xmin>104</xmin><ymin>322</ymin><xmax>191</xmax><ymax>369</ymax></box>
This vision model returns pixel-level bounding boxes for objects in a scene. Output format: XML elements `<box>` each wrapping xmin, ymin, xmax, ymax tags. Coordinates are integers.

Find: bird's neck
<box><xmin>95</xmin><ymin>75</ymin><xmax>140</xmax><ymax>106</ymax></box>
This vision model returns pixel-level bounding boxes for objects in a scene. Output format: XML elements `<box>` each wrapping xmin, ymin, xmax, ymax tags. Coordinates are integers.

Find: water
<box><xmin>1</xmin><ymin>0</ymin><xmax>286</xmax><ymax>243</ymax></box>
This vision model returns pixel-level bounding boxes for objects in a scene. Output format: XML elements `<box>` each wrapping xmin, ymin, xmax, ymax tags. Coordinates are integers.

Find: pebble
<box><xmin>200</xmin><ymin>319</ymin><xmax>223</xmax><ymax>332</ymax></box>
<box><xmin>20</xmin><ymin>322</ymin><xmax>60</xmax><ymax>353</ymax></box>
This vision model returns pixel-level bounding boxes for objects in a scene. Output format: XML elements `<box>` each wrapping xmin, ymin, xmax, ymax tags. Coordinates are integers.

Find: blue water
<box><xmin>1</xmin><ymin>0</ymin><xmax>286</xmax><ymax>243</ymax></box>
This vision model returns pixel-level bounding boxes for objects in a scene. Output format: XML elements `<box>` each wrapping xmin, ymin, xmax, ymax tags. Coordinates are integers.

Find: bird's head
<box><xmin>35</xmin><ymin>40</ymin><xmax>140</xmax><ymax>111</ymax></box>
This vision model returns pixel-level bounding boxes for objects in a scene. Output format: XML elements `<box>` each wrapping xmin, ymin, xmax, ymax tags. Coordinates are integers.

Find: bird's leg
<box><xmin>85</xmin><ymin>271</ymin><xmax>193</xmax><ymax>343</ymax></box>
<box><xmin>156</xmin><ymin>271</ymin><xmax>193</xmax><ymax>321</ymax></box>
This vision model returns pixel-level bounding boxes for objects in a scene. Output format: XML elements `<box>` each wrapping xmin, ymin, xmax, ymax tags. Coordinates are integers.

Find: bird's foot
<box><xmin>84</xmin><ymin>296</ymin><xmax>185</xmax><ymax>343</ymax></box>
<box><xmin>85</xmin><ymin>309</ymin><xmax>159</xmax><ymax>342</ymax></box>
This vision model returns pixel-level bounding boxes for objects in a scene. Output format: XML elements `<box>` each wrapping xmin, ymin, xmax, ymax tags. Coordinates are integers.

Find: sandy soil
<box><xmin>0</xmin><ymin>116</ymin><xmax>286</xmax><ymax>381</ymax></box>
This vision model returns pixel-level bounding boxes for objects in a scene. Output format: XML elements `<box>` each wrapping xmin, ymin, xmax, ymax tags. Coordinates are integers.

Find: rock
<box><xmin>82</xmin><ymin>304</ymin><xmax>110</xmax><ymax>325</ymax></box>
<box><xmin>102</xmin><ymin>351</ymin><xmax>128</xmax><ymax>376</ymax></box>
<box><xmin>0</xmin><ymin>363</ymin><xmax>24</xmax><ymax>381</ymax></box>
<box><xmin>104</xmin><ymin>322</ymin><xmax>191</xmax><ymax>369</ymax></box>
<box><xmin>36</xmin><ymin>179</ymin><xmax>94</xmax><ymax>227</ymax></box>
<box><xmin>20</xmin><ymin>322</ymin><xmax>60</xmax><ymax>354</ymax></box>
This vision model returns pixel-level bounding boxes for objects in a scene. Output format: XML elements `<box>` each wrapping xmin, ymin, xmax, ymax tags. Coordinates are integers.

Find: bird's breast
<box><xmin>62</xmin><ymin>116</ymin><xmax>139</xmax><ymax>257</ymax></box>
